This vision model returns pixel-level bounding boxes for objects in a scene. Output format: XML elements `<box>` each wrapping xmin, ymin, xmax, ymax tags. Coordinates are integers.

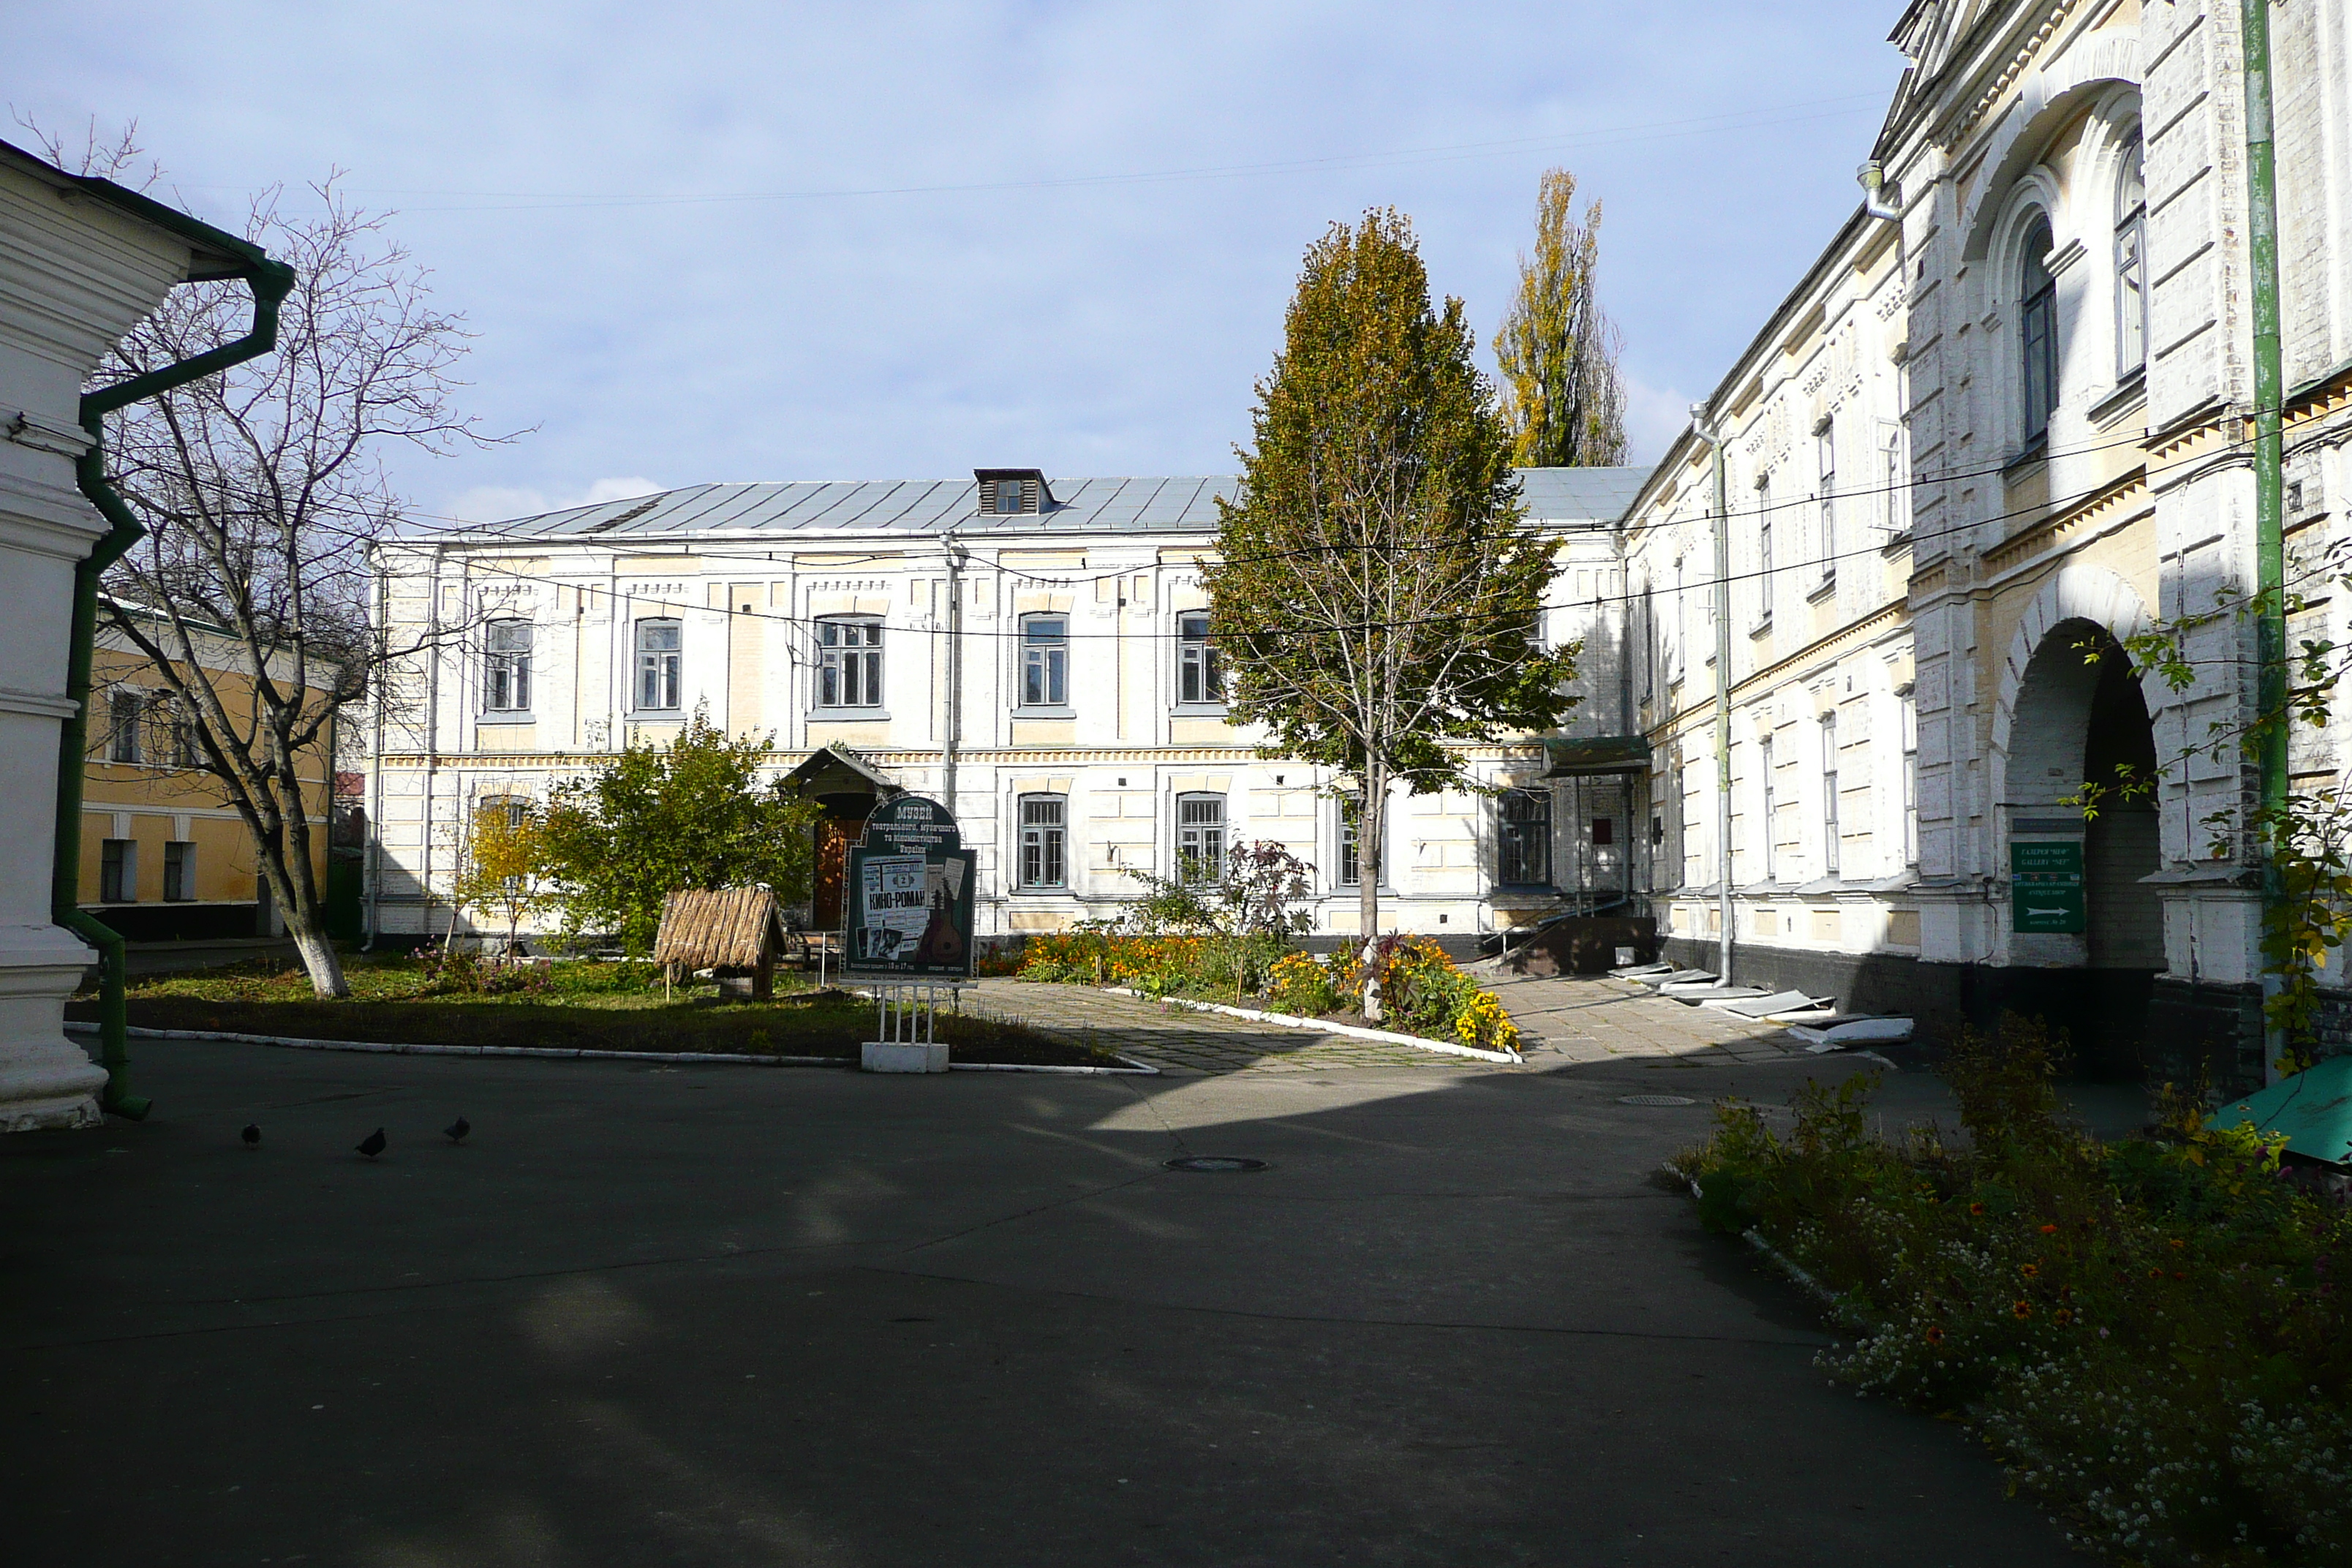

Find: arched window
<box><xmin>2114</xmin><ymin>135</ymin><xmax>2148</xmax><ymax>378</ymax></box>
<box><xmin>2019</xmin><ymin>216</ymin><xmax>2059</xmax><ymax>445</ymax></box>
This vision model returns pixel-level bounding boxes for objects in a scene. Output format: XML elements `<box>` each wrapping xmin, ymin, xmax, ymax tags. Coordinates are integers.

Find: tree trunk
<box><xmin>1359</xmin><ymin>762</ymin><xmax>1385</xmax><ymax>1021</ymax></box>
<box><xmin>267</xmin><ymin>799</ymin><xmax>350</xmax><ymax>998</ymax></box>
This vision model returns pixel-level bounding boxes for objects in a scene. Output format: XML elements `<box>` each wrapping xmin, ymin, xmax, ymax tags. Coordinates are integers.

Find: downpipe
<box><xmin>60</xmin><ymin>258</ymin><xmax>293</xmax><ymax>1117</ymax></box>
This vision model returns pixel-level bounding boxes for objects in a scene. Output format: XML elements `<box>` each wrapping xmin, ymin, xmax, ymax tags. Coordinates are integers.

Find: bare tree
<box><xmin>37</xmin><ymin>121</ymin><xmax>502</xmax><ymax>997</ymax></box>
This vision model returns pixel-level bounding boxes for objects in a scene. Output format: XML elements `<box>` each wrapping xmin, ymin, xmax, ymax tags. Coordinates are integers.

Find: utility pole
<box><xmin>941</xmin><ymin>526</ymin><xmax>963</xmax><ymax>813</ymax></box>
<box><xmin>1691</xmin><ymin>405</ymin><xmax>1734</xmax><ymax>983</ymax></box>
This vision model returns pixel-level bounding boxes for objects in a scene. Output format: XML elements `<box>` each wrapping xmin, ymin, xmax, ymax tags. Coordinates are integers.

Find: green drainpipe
<box><xmin>59</xmin><ymin>257</ymin><xmax>294</xmax><ymax>1118</ymax></box>
<box><xmin>2241</xmin><ymin>0</ymin><xmax>2288</xmax><ymax>1082</ymax></box>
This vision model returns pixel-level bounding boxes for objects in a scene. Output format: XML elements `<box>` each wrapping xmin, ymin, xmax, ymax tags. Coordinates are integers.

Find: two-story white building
<box><xmin>366</xmin><ymin>466</ymin><xmax>1648</xmax><ymax>949</ymax></box>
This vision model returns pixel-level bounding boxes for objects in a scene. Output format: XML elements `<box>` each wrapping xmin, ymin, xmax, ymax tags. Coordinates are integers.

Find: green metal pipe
<box><xmin>2241</xmin><ymin>0</ymin><xmax>2288</xmax><ymax>1082</ymax></box>
<box><xmin>58</xmin><ymin>257</ymin><xmax>293</xmax><ymax>1118</ymax></box>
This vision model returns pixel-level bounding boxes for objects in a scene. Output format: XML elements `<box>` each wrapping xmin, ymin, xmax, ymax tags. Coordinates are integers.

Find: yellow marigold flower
<box><xmin>2011</xmin><ymin>1300</ymin><xmax>2032</xmax><ymax>1320</ymax></box>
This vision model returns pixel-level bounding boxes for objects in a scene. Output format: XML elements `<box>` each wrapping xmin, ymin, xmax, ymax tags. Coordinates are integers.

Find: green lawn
<box><xmin>70</xmin><ymin>956</ymin><xmax>1117</xmax><ymax>1067</ymax></box>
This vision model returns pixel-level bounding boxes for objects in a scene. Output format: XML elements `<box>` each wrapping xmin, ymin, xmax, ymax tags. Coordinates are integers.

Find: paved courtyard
<box><xmin>0</xmin><ymin>980</ymin><xmax>2081</xmax><ymax>1567</ymax></box>
<box><xmin>962</xmin><ymin>973</ymin><xmax>1812</xmax><ymax>1074</ymax></box>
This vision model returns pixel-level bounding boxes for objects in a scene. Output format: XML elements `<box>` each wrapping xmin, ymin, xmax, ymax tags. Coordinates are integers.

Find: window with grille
<box><xmin>1820</xmin><ymin>713</ymin><xmax>1841</xmax><ymax>878</ymax></box>
<box><xmin>1177</xmin><ymin>793</ymin><xmax>1225</xmax><ymax>883</ymax></box>
<box><xmin>2021</xmin><ymin>216</ymin><xmax>2059</xmax><ymax>444</ymax></box>
<box><xmin>163</xmin><ymin>840</ymin><xmax>197</xmax><ymax>902</ymax></box>
<box><xmin>2115</xmin><ymin>135</ymin><xmax>2147</xmax><ymax>379</ymax></box>
<box><xmin>1021</xmin><ymin>615</ymin><xmax>1068</xmax><ymax>707</ymax></box>
<box><xmin>636</xmin><ymin>619</ymin><xmax>682</xmax><ymax>710</ymax></box>
<box><xmin>100</xmin><ymin>839</ymin><xmax>135</xmax><ymax>902</ymax></box>
<box><xmin>990</xmin><ymin>477</ymin><xmax>1030</xmax><ymax>515</ymax></box>
<box><xmin>818</xmin><ymin>618</ymin><xmax>883</xmax><ymax>708</ymax></box>
<box><xmin>1177</xmin><ymin>613</ymin><xmax>1223</xmax><ymax>705</ymax></box>
<box><xmin>1017</xmin><ymin>794</ymin><xmax>1066</xmax><ymax>889</ymax></box>
<box><xmin>485</xmin><ymin>619</ymin><xmax>533</xmax><ymax>712</ymax></box>
<box><xmin>1498</xmin><ymin>788</ymin><xmax>1553</xmax><ymax>886</ymax></box>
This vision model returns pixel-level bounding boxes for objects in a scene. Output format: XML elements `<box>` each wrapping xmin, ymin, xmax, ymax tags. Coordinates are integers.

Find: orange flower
<box><xmin>2053</xmin><ymin>1308</ymin><xmax>2074</xmax><ymax>1326</ymax></box>
<box><xmin>1969</xmin><ymin>1202</ymin><xmax>1988</xmax><ymax>1217</ymax></box>
<box><xmin>2011</xmin><ymin>1300</ymin><xmax>2033</xmax><ymax>1320</ymax></box>
<box><xmin>2168</xmin><ymin>1238</ymin><xmax>2185</xmax><ymax>1250</ymax></box>
<box><xmin>2149</xmin><ymin>1267</ymin><xmax>2166</xmax><ymax>1280</ymax></box>
<box><xmin>2172</xmin><ymin>1270</ymin><xmax>2187</xmax><ymax>1281</ymax></box>
<box><xmin>2038</xmin><ymin>1224</ymin><xmax>2059</xmax><ymax>1235</ymax></box>
<box><xmin>1923</xmin><ymin>1325</ymin><xmax>1946</xmax><ymax>1345</ymax></box>
<box><xmin>2019</xmin><ymin>1262</ymin><xmax>2040</xmax><ymax>1278</ymax></box>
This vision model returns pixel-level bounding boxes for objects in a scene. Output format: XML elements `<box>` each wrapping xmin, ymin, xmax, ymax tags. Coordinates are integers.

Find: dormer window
<box><xmin>976</xmin><ymin>467</ymin><xmax>1050</xmax><ymax>516</ymax></box>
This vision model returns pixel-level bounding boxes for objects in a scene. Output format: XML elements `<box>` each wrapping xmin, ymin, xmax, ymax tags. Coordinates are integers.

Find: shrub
<box><xmin>1679</xmin><ymin>1017</ymin><xmax>2352</xmax><ymax>1565</ymax></box>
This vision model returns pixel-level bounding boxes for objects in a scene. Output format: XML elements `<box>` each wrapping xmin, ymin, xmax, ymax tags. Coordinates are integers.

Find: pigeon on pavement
<box><xmin>356</xmin><ymin>1127</ymin><xmax>387</xmax><ymax>1160</ymax></box>
<box><xmin>443</xmin><ymin>1115</ymin><xmax>470</xmax><ymax>1144</ymax></box>
<box><xmin>241</xmin><ymin>1123</ymin><xmax>260</xmax><ymax>1148</ymax></box>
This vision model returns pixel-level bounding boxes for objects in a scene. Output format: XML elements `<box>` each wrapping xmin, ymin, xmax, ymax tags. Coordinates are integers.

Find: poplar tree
<box><xmin>1494</xmin><ymin>167</ymin><xmax>1628</xmax><ymax>467</ymax></box>
<box><xmin>1206</xmin><ymin>209</ymin><xmax>1578</xmax><ymax>1017</ymax></box>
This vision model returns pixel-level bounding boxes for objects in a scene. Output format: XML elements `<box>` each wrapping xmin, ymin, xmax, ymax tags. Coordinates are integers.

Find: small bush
<box><xmin>1678</xmin><ymin>1015</ymin><xmax>2352</xmax><ymax>1565</ymax></box>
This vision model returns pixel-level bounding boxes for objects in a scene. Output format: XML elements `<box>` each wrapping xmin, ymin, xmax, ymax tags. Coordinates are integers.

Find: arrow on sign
<box><xmin>2024</xmin><ymin>907</ymin><xmax>2071</xmax><ymax>918</ymax></box>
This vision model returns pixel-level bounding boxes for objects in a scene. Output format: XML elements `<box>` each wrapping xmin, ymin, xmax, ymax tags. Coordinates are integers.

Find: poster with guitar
<box><xmin>844</xmin><ymin>795</ymin><xmax>976</xmax><ymax>977</ymax></box>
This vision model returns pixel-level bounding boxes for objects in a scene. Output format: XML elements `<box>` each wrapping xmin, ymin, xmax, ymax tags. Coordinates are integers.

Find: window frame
<box><xmin>163</xmin><ymin>839</ymin><xmax>197</xmax><ymax>902</ymax></box>
<box><xmin>815</xmin><ymin>616</ymin><xmax>885</xmax><ymax>710</ymax></box>
<box><xmin>99</xmin><ymin>837</ymin><xmax>136</xmax><ymax>903</ymax></box>
<box><xmin>1175</xmin><ymin>791</ymin><xmax>1226</xmax><ymax>885</ymax></box>
<box><xmin>1815</xmin><ymin>424</ymin><xmax>1837</xmax><ymax>585</ymax></box>
<box><xmin>1759</xmin><ymin>734</ymin><xmax>1778</xmax><ymax>883</ymax></box>
<box><xmin>1015</xmin><ymin>793</ymin><xmax>1068</xmax><ymax>891</ymax></box>
<box><xmin>1019</xmin><ymin>613</ymin><xmax>1070</xmax><ymax>712</ymax></box>
<box><xmin>1496</xmin><ymin>787</ymin><xmax>1553</xmax><ymax>888</ymax></box>
<box><xmin>1175</xmin><ymin>611</ymin><xmax>1224</xmax><ymax>709</ymax></box>
<box><xmin>1336</xmin><ymin>793</ymin><xmax>1391</xmax><ymax>890</ymax></box>
<box><xmin>107</xmin><ymin>690</ymin><xmax>144</xmax><ymax>764</ymax></box>
<box><xmin>1820</xmin><ymin>712</ymin><xmax>1841</xmax><ymax>878</ymax></box>
<box><xmin>1901</xmin><ymin>694</ymin><xmax>1920</xmax><ymax>870</ymax></box>
<box><xmin>634</xmin><ymin>618</ymin><xmax>684</xmax><ymax>712</ymax></box>
<box><xmin>2019</xmin><ymin>216</ymin><xmax>2059</xmax><ymax>447</ymax></box>
<box><xmin>484</xmin><ymin>618</ymin><xmax>535</xmax><ymax>715</ymax></box>
<box><xmin>2114</xmin><ymin>134</ymin><xmax>2149</xmax><ymax>382</ymax></box>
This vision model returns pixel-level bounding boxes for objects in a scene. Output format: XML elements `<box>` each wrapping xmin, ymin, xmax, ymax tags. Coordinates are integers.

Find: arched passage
<box><xmin>2005</xmin><ymin>617</ymin><xmax>2163</xmax><ymax>1073</ymax></box>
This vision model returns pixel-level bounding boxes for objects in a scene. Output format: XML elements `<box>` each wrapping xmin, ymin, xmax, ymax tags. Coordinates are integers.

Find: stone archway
<box><xmin>2002</xmin><ymin>616</ymin><xmax>2163</xmax><ymax>1074</ymax></box>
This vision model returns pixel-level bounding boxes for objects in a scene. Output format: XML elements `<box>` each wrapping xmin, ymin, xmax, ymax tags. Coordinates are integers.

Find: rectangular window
<box><xmin>1816</xmin><ymin>427</ymin><xmax>1836</xmax><ymax>583</ymax></box>
<box><xmin>1177</xmin><ymin>613</ymin><xmax>1223</xmax><ymax>706</ymax></box>
<box><xmin>108</xmin><ymin>691</ymin><xmax>143</xmax><ymax>764</ymax></box>
<box><xmin>1339</xmin><ymin>796</ymin><xmax>1363</xmax><ymax>888</ymax></box>
<box><xmin>163</xmin><ymin>840</ymin><xmax>196</xmax><ymax>902</ymax></box>
<box><xmin>635</xmin><ymin>619</ymin><xmax>682</xmax><ymax>710</ymax></box>
<box><xmin>485</xmin><ymin>619</ymin><xmax>533</xmax><ymax>712</ymax></box>
<box><xmin>1756</xmin><ymin>475</ymin><xmax>1774</xmax><ymax>625</ymax></box>
<box><xmin>1498</xmin><ymin>788</ymin><xmax>1553</xmax><ymax>886</ymax></box>
<box><xmin>1760</xmin><ymin>735</ymin><xmax>1776</xmax><ymax>883</ymax></box>
<box><xmin>1021</xmin><ymin>616</ymin><xmax>1068</xmax><ymax>708</ymax></box>
<box><xmin>100</xmin><ymin>838</ymin><xmax>135</xmax><ymax>903</ymax></box>
<box><xmin>1017</xmin><ymin>794</ymin><xmax>1066</xmax><ymax>889</ymax></box>
<box><xmin>1177</xmin><ymin>793</ymin><xmax>1225</xmax><ymax>883</ymax></box>
<box><xmin>1879</xmin><ymin>421</ymin><xmax>1906</xmax><ymax>536</ymax></box>
<box><xmin>818</xmin><ymin>618</ymin><xmax>883</xmax><ymax>708</ymax></box>
<box><xmin>1820</xmin><ymin>713</ymin><xmax>1841</xmax><ymax>878</ymax></box>
<box><xmin>1901</xmin><ymin>696</ymin><xmax>1919</xmax><ymax>869</ymax></box>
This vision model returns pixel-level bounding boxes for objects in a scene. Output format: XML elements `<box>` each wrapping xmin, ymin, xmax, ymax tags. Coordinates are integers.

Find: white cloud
<box><xmin>445</xmin><ymin>477</ymin><xmax>663</xmax><ymax>524</ymax></box>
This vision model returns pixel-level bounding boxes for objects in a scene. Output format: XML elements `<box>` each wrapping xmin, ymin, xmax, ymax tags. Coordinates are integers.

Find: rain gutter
<box><xmin>59</xmin><ymin>227</ymin><xmax>293</xmax><ymax>1117</ymax></box>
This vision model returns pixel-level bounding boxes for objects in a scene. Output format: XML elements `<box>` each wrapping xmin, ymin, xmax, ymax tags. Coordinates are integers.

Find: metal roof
<box><xmin>416</xmin><ymin>465</ymin><xmax>1655</xmax><ymax>543</ymax></box>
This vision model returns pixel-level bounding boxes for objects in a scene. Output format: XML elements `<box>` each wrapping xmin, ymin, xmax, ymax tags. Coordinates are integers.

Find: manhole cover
<box><xmin>1163</xmin><ymin>1156</ymin><xmax>1270</xmax><ymax>1173</ymax></box>
<box><xmin>1617</xmin><ymin>1094</ymin><xmax>1699</xmax><ymax>1107</ymax></box>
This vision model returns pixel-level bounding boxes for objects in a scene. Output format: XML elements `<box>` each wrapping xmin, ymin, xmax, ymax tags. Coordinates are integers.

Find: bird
<box><xmin>356</xmin><ymin>1128</ymin><xmax>387</xmax><ymax>1160</ymax></box>
<box><xmin>443</xmin><ymin>1115</ymin><xmax>470</xmax><ymax>1144</ymax></box>
<box><xmin>241</xmin><ymin>1123</ymin><xmax>260</xmax><ymax>1148</ymax></box>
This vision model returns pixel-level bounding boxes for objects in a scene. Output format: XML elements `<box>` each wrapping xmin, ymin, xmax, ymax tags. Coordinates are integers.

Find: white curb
<box><xmin>1096</xmin><ymin>987</ymin><xmax>1522</xmax><ymax>1063</ymax></box>
<box><xmin>63</xmin><ymin>1020</ymin><xmax>1159</xmax><ymax>1076</ymax></box>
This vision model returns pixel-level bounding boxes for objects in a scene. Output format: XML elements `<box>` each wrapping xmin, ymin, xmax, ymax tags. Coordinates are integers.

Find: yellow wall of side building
<box><xmin>80</xmin><ymin>644</ymin><xmax>332</xmax><ymax>911</ymax></box>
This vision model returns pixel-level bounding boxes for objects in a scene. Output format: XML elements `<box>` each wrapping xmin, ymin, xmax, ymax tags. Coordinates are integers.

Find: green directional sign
<box><xmin>2010</xmin><ymin>839</ymin><xmax>2085</xmax><ymax>934</ymax></box>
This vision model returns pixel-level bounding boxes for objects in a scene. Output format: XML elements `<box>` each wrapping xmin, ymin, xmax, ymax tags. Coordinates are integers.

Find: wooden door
<box><xmin>813</xmin><ymin>815</ymin><xmax>863</xmax><ymax>930</ymax></box>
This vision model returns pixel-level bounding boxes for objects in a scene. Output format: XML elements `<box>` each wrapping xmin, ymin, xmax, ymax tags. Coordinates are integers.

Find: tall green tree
<box><xmin>1206</xmin><ymin>209</ymin><xmax>1580</xmax><ymax>1017</ymax></box>
<box><xmin>1493</xmin><ymin>167</ymin><xmax>1627</xmax><ymax>467</ymax></box>
<box><xmin>538</xmin><ymin>710</ymin><xmax>818</xmax><ymax>954</ymax></box>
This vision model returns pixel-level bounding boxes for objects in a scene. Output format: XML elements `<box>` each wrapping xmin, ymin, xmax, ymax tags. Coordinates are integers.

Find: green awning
<box><xmin>1541</xmin><ymin>736</ymin><xmax>1651</xmax><ymax>777</ymax></box>
<box><xmin>2210</xmin><ymin>1055</ymin><xmax>2352</xmax><ymax>1166</ymax></box>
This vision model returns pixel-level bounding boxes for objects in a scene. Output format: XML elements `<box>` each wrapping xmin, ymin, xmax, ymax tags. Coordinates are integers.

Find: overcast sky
<box><xmin>20</xmin><ymin>2</ymin><xmax>1908</xmax><ymax>524</ymax></box>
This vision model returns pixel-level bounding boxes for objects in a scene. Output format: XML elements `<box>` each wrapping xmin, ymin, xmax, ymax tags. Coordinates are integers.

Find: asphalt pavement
<box><xmin>0</xmin><ymin>1039</ymin><xmax>2085</xmax><ymax>1567</ymax></box>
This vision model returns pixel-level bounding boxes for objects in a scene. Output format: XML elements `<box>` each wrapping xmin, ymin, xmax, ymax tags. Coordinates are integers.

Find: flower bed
<box><xmin>1678</xmin><ymin>1018</ymin><xmax>2352</xmax><ymax>1566</ymax></box>
<box><xmin>1014</xmin><ymin>932</ymin><xmax>1518</xmax><ymax>1055</ymax></box>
